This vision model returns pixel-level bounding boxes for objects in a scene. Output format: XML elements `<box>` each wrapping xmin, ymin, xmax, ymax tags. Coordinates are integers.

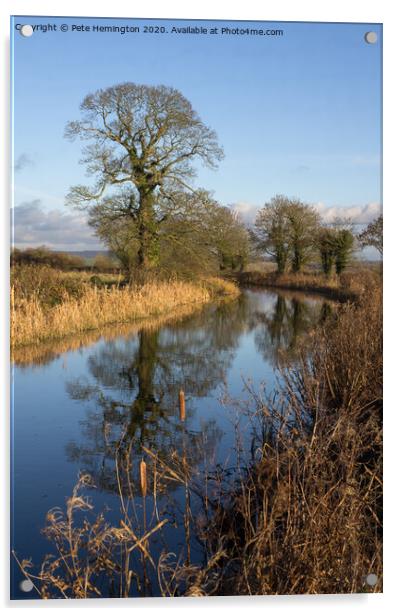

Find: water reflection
<box><xmin>64</xmin><ymin>297</ymin><xmax>252</xmax><ymax>494</ymax></box>
<box><xmin>63</xmin><ymin>291</ymin><xmax>333</xmax><ymax>496</ymax></box>
<box><xmin>254</xmin><ymin>293</ymin><xmax>333</xmax><ymax>364</ymax></box>
<box><xmin>12</xmin><ymin>288</ymin><xmax>336</xmax><ymax>599</ymax></box>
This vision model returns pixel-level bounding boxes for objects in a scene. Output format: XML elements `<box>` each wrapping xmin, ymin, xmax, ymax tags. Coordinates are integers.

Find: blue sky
<box><xmin>11</xmin><ymin>16</ymin><xmax>382</xmax><ymax>250</ymax></box>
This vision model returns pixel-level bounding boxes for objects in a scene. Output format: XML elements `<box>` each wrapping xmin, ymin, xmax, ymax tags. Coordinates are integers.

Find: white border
<box><xmin>1</xmin><ymin>1</ymin><xmax>397</xmax><ymax>613</ymax></box>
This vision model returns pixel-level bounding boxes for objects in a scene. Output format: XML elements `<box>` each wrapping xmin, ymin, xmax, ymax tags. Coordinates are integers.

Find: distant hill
<box><xmin>64</xmin><ymin>250</ymin><xmax>109</xmax><ymax>259</ymax></box>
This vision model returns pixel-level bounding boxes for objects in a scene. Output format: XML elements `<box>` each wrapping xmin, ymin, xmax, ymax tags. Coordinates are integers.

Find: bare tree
<box><xmin>285</xmin><ymin>200</ymin><xmax>321</xmax><ymax>273</ymax></box>
<box><xmin>254</xmin><ymin>196</ymin><xmax>320</xmax><ymax>274</ymax></box>
<box><xmin>358</xmin><ymin>214</ymin><xmax>383</xmax><ymax>256</ymax></box>
<box><xmin>65</xmin><ymin>83</ymin><xmax>224</xmax><ymax>277</ymax></box>
<box><xmin>334</xmin><ymin>229</ymin><xmax>355</xmax><ymax>274</ymax></box>
<box><xmin>254</xmin><ymin>195</ymin><xmax>291</xmax><ymax>274</ymax></box>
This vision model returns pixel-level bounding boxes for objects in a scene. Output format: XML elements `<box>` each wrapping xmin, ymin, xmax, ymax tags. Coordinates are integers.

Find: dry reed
<box><xmin>238</xmin><ymin>267</ymin><xmax>379</xmax><ymax>302</ymax></box>
<box><xmin>11</xmin><ymin>276</ymin><xmax>238</xmax><ymax>348</ymax></box>
<box><xmin>140</xmin><ymin>460</ymin><xmax>147</xmax><ymax>498</ymax></box>
<box><xmin>179</xmin><ymin>390</ymin><xmax>186</xmax><ymax>422</ymax></box>
<box><xmin>183</xmin><ymin>279</ymin><xmax>382</xmax><ymax>595</ymax></box>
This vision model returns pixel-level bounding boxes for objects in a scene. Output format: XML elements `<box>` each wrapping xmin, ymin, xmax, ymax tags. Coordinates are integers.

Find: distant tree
<box><xmin>334</xmin><ymin>229</ymin><xmax>355</xmax><ymax>274</ymax></box>
<box><xmin>318</xmin><ymin>228</ymin><xmax>337</xmax><ymax>276</ymax></box>
<box><xmin>254</xmin><ymin>196</ymin><xmax>320</xmax><ymax>274</ymax></box>
<box><xmin>65</xmin><ymin>82</ymin><xmax>224</xmax><ymax>279</ymax></box>
<box><xmin>203</xmin><ymin>200</ymin><xmax>249</xmax><ymax>272</ymax></box>
<box><xmin>358</xmin><ymin>214</ymin><xmax>383</xmax><ymax>256</ymax></box>
<box><xmin>285</xmin><ymin>201</ymin><xmax>321</xmax><ymax>273</ymax></box>
<box><xmin>254</xmin><ymin>196</ymin><xmax>291</xmax><ymax>274</ymax></box>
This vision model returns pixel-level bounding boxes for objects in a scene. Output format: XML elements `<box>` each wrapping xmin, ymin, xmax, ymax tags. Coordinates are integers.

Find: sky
<box><xmin>11</xmin><ymin>16</ymin><xmax>382</xmax><ymax>252</ymax></box>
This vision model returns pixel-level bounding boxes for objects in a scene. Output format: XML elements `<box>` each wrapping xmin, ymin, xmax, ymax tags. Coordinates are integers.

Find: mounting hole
<box><xmin>20</xmin><ymin>579</ymin><xmax>34</xmax><ymax>592</ymax></box>
<box><xmin>364</xmin><ymin>31</ymin><xmax>378</xmax><ymax>44</ymax></box>
<box><xmin>366</xmin><ymin>573</ymin><xmax>378</xmax><ymax>586</ymax></box>
<box><xmin>20</xmin><ymin>25</ymin><xmax>33</xmax><ymax>38</ymax></box>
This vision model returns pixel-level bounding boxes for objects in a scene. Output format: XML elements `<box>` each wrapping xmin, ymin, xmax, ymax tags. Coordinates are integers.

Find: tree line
<box><xmin>52</xmin><ymin>81</ymin><xmax>381</xmax><ymax>280</ymax></box>
<box><xmin>10</xmin><ymin>246</ymin><xmax>118</xmax><ymax>273</ymax></box>
<box><xmin>254</xmin><ymin>195</ymin><xmax>358</xmax><ymax>276</ymax></box>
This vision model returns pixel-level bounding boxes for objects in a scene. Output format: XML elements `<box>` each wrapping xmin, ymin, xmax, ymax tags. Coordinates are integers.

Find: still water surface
<box><xmin>11</xmin><ymin>288</ymin><xmax>333</xmax><ymax>599</ymax></box>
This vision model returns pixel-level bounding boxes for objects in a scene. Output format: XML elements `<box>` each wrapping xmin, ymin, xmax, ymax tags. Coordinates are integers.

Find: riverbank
<box><xmin>11</xmin><ymin>272</ymin><xmax>239</xmax><ymax>348</ymax></box>
<box><xmin>183</xmin><ymin>278</ymin><xmax>382</xmax><ymax>595</ymax></box>
<box><xmin>236</xmin><ymin>268</ymin><xmax>379</xmax><ymax>302</ymax></box>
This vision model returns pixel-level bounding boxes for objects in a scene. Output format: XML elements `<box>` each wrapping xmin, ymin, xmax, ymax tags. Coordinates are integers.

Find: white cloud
<box><xmin>230</xmin><ymin>202</ymin><xmax>260</xmax><ymax>224</ymax></box>
<box><xmin>12</xmin><ymin>201</ymin><xmax>103</xmax><ymax>251</ymax></box>
<box><xmin>230</xmin><ymin>200</ymin><xmax>382</xmax><ymax>226</ymax></box>
<box><xmin>313</xmin><ymin>202</ymin><xmax>381</xmax><ymax>225</ymax></box>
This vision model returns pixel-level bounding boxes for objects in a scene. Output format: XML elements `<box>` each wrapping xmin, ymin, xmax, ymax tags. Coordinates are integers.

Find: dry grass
<box><xmin>14</xmin><ymin>463</ymin><xmax>169</xmax><ymax>598</ymax></box>
<box><xmin>11</xmin><ymin>269</ymin><xmax>238</xmax><ymax>348</ymax></box>
<box><xmin>13</xmin><ymin>433</ymin><xmax>196</xmax><ymax>599</ymax></box>
<box><xmin>238</xmin><ymin>267</ymin><xmax>380</xmax><ymax>302</ymax></box>
<box><xmin>12</xmin><ymin>301</ymin><xmax>222</xmax><ymax>366</ymax></box>
<box><xmin>186</xmin><ymin>279</ymin><xmax>382</xmax><ymax>595</ymax></box>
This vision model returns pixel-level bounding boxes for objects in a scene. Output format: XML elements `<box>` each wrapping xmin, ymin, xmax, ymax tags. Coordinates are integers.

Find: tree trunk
<box><xmin>135</xmin><ymin>189</ymin><xmax>158</xmax><ymax>281</ymax></box>
<box><xmin>276</xmin><ymin>246</ymin><xmax>287</xmax><ymax>275</ymax></box>
<box><xmin>292</xmin><ymin>247</ymin><xmax>302</xmax><ymax>273</ymax></box>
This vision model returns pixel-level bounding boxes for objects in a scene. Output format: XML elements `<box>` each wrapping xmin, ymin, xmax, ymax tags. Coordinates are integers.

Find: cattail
<box><xmin>140</xmin><ymin>459</ymin><xmax>147</xmax><ymax>497</ymax></box>
<box><xmin>179</xmin><ymin>389</ymin><xmax>186</xmax><ymax>422</ymax></box>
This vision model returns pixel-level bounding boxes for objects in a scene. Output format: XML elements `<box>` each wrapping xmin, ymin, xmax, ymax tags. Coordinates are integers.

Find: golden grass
<box><xmin>11</xmin><ymin>276</ymin><xmax>239</xmax><ymax>349</ymax></box>
<box><xmin>11</xmin><ymin>300</ymin><xmax>220</xmax><ymax>366</ymax></box>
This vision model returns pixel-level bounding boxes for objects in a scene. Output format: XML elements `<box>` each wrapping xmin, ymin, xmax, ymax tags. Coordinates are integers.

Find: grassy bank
<box><xmin>185</xmin><ymin>277</ymin><xmax>382</xmax><ymax>595</ymax></box>
<box><xmin>11</xmin><ymin>301</ymin><xmax>223</xmax><ymax>366</ymax></box>
<box><xmin>11</xmin><ymin>265</ymin><xmax>238</xmax><ymax>348</ymax></box>
<box><xmin>237</xmin><ymin>267</ymin><xmax>380</xmax><ymax>302</ymax></box>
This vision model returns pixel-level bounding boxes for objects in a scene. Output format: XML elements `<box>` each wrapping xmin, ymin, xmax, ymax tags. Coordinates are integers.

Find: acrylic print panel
<box><xmin>10</xmin><ymin>16</ymin><xmax>382</xmax><ymax>599</ymax></box>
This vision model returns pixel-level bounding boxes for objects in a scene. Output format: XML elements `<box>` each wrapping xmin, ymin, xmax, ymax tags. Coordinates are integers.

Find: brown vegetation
<box><xmin>11</xmin><ymin>246</ymin><xmax>87</xmax><ymax>270</ymax></box>
<box><xmin>238</xmin><ymin>267</ymin><xmax>380</xmax><ymax>302</ymax></box>
<box><xmin>11</xmin><ymin>301</ymin><xmax>223</xmax><ymax>366</ymax></box>
<box><xmin>182</xmin><ymin>276</ymin><xmax>382</xmax><ymax>595</ymax></box>
<box><xmin>11</xmin><ymin>267</ymin><xmax>238</xmax><ymax>348</ymax></box>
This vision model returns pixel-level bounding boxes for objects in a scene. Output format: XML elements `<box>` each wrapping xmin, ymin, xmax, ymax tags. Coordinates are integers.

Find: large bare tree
<box><xmin>65</xmin><ymin>83</ymin><xmax>224</xmax><ymax>275</ymax></box>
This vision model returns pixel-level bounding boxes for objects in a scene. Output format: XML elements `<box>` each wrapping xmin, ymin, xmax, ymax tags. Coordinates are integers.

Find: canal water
<box><xmin>11</xmin><ymin>288</ymin><xmax>333</xmax><ymax>599</ymax></box>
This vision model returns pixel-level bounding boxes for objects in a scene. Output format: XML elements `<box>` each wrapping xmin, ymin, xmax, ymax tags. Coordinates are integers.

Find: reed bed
<box><xmin>12</xmin><ymin>301</ymin><xmax>219</xmax><ymax>366</ymax></box>
<box><xmin>181</xmin><ymin>279</ymin><xmax>382</xmax><ymax>595</ymax></box>
<box><xmin>238</xmin><ymin>267</ymin><xmax>379</xmax><ymax>302</ymax></box>
<box><xmin>11</xmin><ymin>275</ymin><xmax>238</xmax><ymax>348</ymax></box>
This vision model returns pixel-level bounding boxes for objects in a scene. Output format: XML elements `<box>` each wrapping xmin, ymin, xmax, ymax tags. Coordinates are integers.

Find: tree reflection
<box><xmin>254</xmin><ymin>293</ymin><xmax>333</xmax><ymax>365</ymax></box>
<box><xmin>63</xmin><ymin>291</ymin><xmax>333</xmax><ymax>495</ymax></box>
<box><xmin>65</xmin><ymin>297</ymin><xmax>252</xmax><ymax>495</ymax></box>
